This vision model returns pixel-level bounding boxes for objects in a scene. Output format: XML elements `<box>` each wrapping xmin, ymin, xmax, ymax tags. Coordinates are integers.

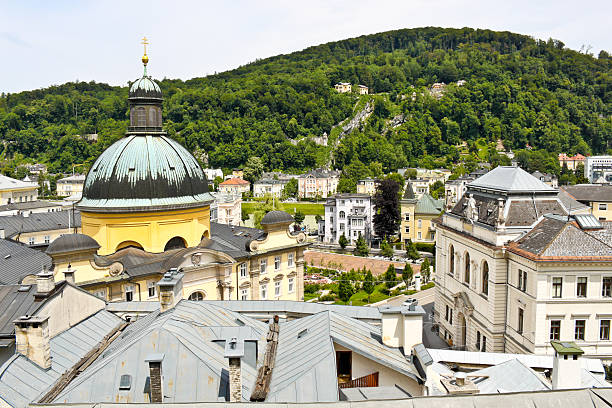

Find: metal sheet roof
<box><xmin>0</xmin><ymin>239</ymin><xmax>51</xmax><ymax>285</ymax></box>
<box><xmin>470</xmin><ymin>359</ymin><xmax>550</xmax><ymax>394</ymax></box>
<box><xmin>469</xmin><ymin>166</ymin><xmax>556</xmax><ymax>193</ymax></box>
<box><xmin>0</xmin><ymin>210</ymin><xmax>80</xmax><ymax>239</ymax></box>
<box><xmin>0</xmin><ymin>310</ymin><xmax>121</xmax><ymax>408</ymax></box>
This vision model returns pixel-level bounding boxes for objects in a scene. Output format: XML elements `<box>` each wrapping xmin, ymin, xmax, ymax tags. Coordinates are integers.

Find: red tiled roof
<box><xmin>220</xmin><ymin>178</ymin><xmax>250</xmax><ymax>186</ymax></box>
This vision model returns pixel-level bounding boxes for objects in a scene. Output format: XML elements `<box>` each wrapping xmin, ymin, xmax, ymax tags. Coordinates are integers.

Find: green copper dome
<box><xmin>77</xmin><ymin>135</ymin><xmax>212</xmax><ymax>213</ymax></box>
<box><xmin>129</xmin><ymin>74</ymin><xmax>162</xmax><ymax>99</ymax></box>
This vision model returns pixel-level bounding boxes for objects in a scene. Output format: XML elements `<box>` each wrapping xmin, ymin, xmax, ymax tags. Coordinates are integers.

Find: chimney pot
<box><xmin>63</xmin><ymin>268</ymin><xmax>75</xmax><ymax>285</ymax></box>
<box><xmin>157</xmin><ymin>270</ymin><xmax>184</xmax><ymax>313</ymax></box>
<box><xmin>13</xmin><ymin>315</ymin><xmax>51</xmax><ymax>369</ymax></box>
<box><xmin>36</xmin><ymin>268</ymin><xmax>55</xmax><ymax>296</ymax></box>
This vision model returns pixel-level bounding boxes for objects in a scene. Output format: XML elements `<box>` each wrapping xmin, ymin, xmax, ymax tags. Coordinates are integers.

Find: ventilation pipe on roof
<box><xmin>551</xmin><ymin>341</ymin><xmax>584</xmax><ymax>390</ymax></box>
<box><xmin>379</xmin><ymin>301</ymin><xmax>425</xmax><ymax>354</ymax></box>
<box><xmin>145</xmin><ymin>354</ymin><xmax>165</xmax><ymax>403</ymax></box>
<box><xmin>63</xmin><ymin>265</ymin><xmax>75</xmax><ymax>285</ymax></box>
<box><xmin>35</xmin><ymin>268</ymin><xmax>55</xmax><ymax>297</ymax></box>
<box><xmin>13</xmin><ymin>315</ymin><xmax>51</xmax><ymax>369</ymax></box>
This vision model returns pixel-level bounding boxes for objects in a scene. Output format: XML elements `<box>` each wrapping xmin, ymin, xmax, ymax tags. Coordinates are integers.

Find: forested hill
<box><xmin>0</xmin><ymin>27</ymin><xmax>610</xmax><ymax>180</ymax></box>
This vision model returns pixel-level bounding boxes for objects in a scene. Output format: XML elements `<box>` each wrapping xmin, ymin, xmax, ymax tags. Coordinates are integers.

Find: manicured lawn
<box><xmin>242</xmin><ymin>202</ymin><xmax>324</xmax><ymax>216</ymax></box>
<box><xmin>334</xmin><ymin>284</ymin><xmax>391</xmax><ymax>306</ymax></box>
<box><xmin>304</xmin><ymin>292</ymin><xmax>319</xmax><ymax>301</ymax></box>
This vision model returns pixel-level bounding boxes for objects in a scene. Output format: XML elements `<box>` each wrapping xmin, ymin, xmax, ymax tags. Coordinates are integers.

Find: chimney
<box><xmin>551</xmin><ymin>341</ymin><xmax>584</xmax><ymax>389</ymax></box>
<box><xmin>224</xmin><ymin>336</ymin><xmax>245</xmax><ymax>402</ymax></box>
<box><xmin>36</xmin><ymin>268</ymin><xmax>55</xmax><ymax>297</ymax></box>
<box><xmin>14</xmin><ymin>315</ymin><xmax>51</xmax><ymax>369</ymax></box>
<box><xmin>0</xmin><ymin>228</ymin><xmax>5</xmax><ymax>239</ymax></box>
<box><xmin>145</xmin><ymin>354</ymin><xmax>165</xmax><ymax>403</ymax></box>
<box><xmin>379</xmin><ymin>301</ymin><xmax>425</xmax><ymax>352</ymax></box>
<box><xmin>157</xmin><ymin>269</ymin><xmax>184</xmax><ymax>313</ymax></box>
<box><xmin>440</xmin><ymin>372</ymin><xmax>480</xmax><ymax>395</ymax></box>
<box><xmin>63</xmin><ymin>266</ymin><xmax>75</xmax><ymax>285</ymax></box>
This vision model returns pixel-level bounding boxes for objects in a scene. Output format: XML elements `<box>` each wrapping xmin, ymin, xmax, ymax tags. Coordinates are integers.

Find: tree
<box><xmin>282</xmin><ymin>178</ymin><xmax>298</xmax><ymax>199</ymax></box>
<box><xmin>380</xmin><ymin>239</ymin><xmax>394</xmax><ymax>258</ymax></box>
<box><xmin>213</xmin><ymin>176</ymin><xmax>223</xmax><ymax>191</ymax></box>
<box><xmin>353</xmin><ymin>232</ymin><xmax>369</xmax><ymax>257</ymax></box>
<box><xmin>293</xmin><ymin>210</ymin><xmax>305</xmax><ymax>225</ymax></box>
<box><xmin>429</xmin><ymin>180</ymin><xmax>445</xmax><ymax>199</ymax></box>
<box><xmin>338</xmin><ymin>233</ymin><xmax>348</xmax><ymax>249</ymax></box>
<box><xmin>405</xmin><ymin>239</ymin><xmax>420</xmax><ymax>260</ymax></box>
<box><xmin>243</xmin><ymin>156</ymin><xmax>264</xmax><ymax>184</ymax></box>
<box><xmin>421</xmin><ymin>258</ymin><xmax>431</xmax><ymax>282</ymax></box>
<box><xmin>373</xmin><ymin>178</ymin><xmax>401</xmax><ymax>239</ymax></box>
<box><xmin>362</xmin><ymin>270</ymin><xmax>375</xmax><ymax>303</ymax></box>
<box><xmin>338</xmin><ymin>273</ymin><xmax>355</xmax><ymax>303</ymax></box>
<box><xmin>402</xmin><ymin>263</ymin><xmax>414</xmax><ymax>286</ymax></box>
<box><xmin>383</xmin><ymin>264</ymin><xmax>398</xmax><ymax>289</ymax></box>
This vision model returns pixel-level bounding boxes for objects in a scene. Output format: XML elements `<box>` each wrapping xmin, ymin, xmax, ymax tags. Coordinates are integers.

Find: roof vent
<box><xmin>4</xmin><ymin>254</ymin><xmax>10</xmax><ymax>259</ymax></box>
<box><xmin>17</xmin><ymin>285</ymin><xmax>31</xmax><ymax>292</ymax></box>
<box><xmin>297</xmin><ymin>328</ymin><xmax>309</xmax><ymax>339</ymax></box>
<box><xmin>119</xmin><ymin>374</ymin><xmax>132</xmax><ymax>390</ymax></box>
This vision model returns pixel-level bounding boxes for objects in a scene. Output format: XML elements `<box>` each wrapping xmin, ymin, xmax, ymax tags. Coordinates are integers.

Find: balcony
<box><xmin>338</xmin><ymin>372</ymin><xmax>379</xmax><ymax>389</ymax></box>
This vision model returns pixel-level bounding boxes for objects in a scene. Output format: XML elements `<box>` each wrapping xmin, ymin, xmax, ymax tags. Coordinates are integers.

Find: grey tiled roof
<box><xmin>0</xmin><ymin>284</ymin><xmax>40</xmax><ymax>340</ymax></box>
<box><xmin>0</xmin><ymin>210</ymin><xmax>80</xmax><ymax>239</ymax></box>
<box><xmin>469</xmin><ymin>166</ymin><xmax>556</xmax><ymax>193</ymax></box>
<box><xmin>45</xmin><ymin>233</ymin><xmax>100</xmax><ymax>255</ymax></box>
<box><xmin>0</xmin><ymin>239</ymin><xmax>51</xmax><ymax>284</ymax></box>
<box><xmin>562</xmin><ymin>184</ymin><xmax>612</xmax><ymax>203</ymax></box>
<box><xmin>0</xmin><ymin>309</ymin><xmax>121</xmax><ymax>408</ymax></box>
<box><xmin>0</xmin><ymin>201</ymin><xmax>62</xmax><ymax>213</ymax></box>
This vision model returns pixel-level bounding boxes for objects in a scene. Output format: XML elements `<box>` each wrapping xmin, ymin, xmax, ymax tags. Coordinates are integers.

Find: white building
<box><xmin>204</xmin><ymin>168</ymin><xmax>223</xmax><ymax>182</ymax></box>
<box><xmin>318</xmin><ymin>193</ymin><xmax>374</xmax><ymax>244</ymax></box>
<box><xmin>434</xmin><ymin>166</ymin><xmax>612</xmax><ymax>359</ymax></box>
<box><xmin>356</xmin><ymin>178</ymin><xmax>376</xmax><ymax>196</ymax></box>
<box><xmin>253</xmin><ymin>179</ymin><xmax>289</xmax><ymax>198</ymax></box>
<box><xmin>56</xmin><ymin>174</ymin><xmax>85</xmax><ymax>197</ymax></box>
<box><xmin>210</xmin><ymin>192</ymin><xmax>241</xmax><ymax>226</ymax></box>
<box><xmin>298</xmin><ymin>169</ymin><xmax>340</xmax><ymax>199</ymax></box>
<box><xmin>444</xmin><ymin>176</ymin><xmax>474</xmax><ymax>210</ymax></box>
<box><xmin>585</xmin><ymin>155</ymin><xmax>612</xmax><ymax>184</ymax></box>
<box><xmin>0</xmin><ymin>174</ymin><xmax>38</xmax><ymax>205</ymax></box>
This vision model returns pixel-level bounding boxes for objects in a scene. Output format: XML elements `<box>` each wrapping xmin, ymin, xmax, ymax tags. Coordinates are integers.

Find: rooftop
<box><xmin>0</xmin><ymin>239</ymin><xmax>52</xmax><ymax>284</ymax></box>
<box><xmin>0</xmin><ymin>210</ymin><xmax>80</xmax><ymax>239</ymax></box>
<box><xmin>561</xmin><ymin>184</ymin><xmax>612</xmax><ymax>203</ymax></box>
<box><xmin>220</xmin><ymin>178</ymin><xmax>250</xmax><ymax>186</ymax></box>
<box><xmin>469</xmin><ymin>166</ymin><xmax>556</xmax><ymax>193</ymax></box>
<box><xmin>0</xmin><ymin>174</ymin><xmax>37</xmax><ymax>191</ymax></box>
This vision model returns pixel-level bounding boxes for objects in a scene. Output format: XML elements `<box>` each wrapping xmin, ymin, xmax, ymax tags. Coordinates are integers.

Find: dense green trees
<box><xmin>0</xmin><ymin>27</ymin><xmax>609</xmax><ymax>178</ymax></box>
<box><xmin>373</xmin><ymin>179</ymin><xmax>401</xmax><ymax>239</ymax></box>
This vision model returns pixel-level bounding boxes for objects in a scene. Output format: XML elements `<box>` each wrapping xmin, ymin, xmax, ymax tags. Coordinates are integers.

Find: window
<box><xmin>518</xmin><ymin>308</ymin><xmax>524</xmax><ymax>334</ymax></box>
<box><xmin>188</xmin><ymin>291</ymin><xmax>204</xmax><ymax>301</ymax></box>
<box><xmin>125</xmin><ymin>285</ymin><xmax>134</xmax><ymax>302</ymax></box>
<box><xmin>550</xmin><ymin>320</ymin><xmax>561</xmax><ymax>340</ymax></box>
<box><xmin>449</xmin><ymin>245</ymin><xmax>454</xmax><ymax>275</ymax></box>
<box><xmin>137</xmin><ymin>107</ymin><xmax>146</xmax><ymax>126</ymax></box>
<box><xmin>445</xmin><ymin>305</ymin><xmax>449</xmax><ymax>321</ymax></box>
<box><xmin>417</xmin><ymin>219</ymin><xmax>422</xmax><ymax>228</ymax></box>
<box><xmin>450</xmin><ymin>308</ymin><xmax>453</xmax><ymax>325</ymax></box>
<box><xmin>599</xmin><ymin>203</ymin><xmax>608</xmax><ymax>211</ymax></box>
<box><xmin>260</xmin><ymin>259</ymin><xmax>267</xmax><ymax>274</ymax></box>
<box><xmin>288</xmin><ymin>253</ymin><xmax>294</xmax><ymax>267</ymax></box>
<box><xmin>28</xmin><ymin>237</ymin><xmax>35</xmax><ymax>245</ymax></box>
<box><xmin>518</xmin><ymin>269</ymin><xmax>527</xmax><ymax>292</ymax></box>
<box><xmin>603</xmin><ymin>277</ymin><xmax>611</xmax><ymax>297</ymax></box>
<box><xmin>44</xmin><ymin>235</ymin><xmax>50</xmax><ymax>244</ymax></box>
<box><xmin>274</xmin><ymin>256</ymin><xmax>281</xmax><ymax>270</ymax></box>
<box><xmin>482</xmin><ymin>261</ymin><xmax>489</xmax><ymax>295</ymax></box>
<box><xmin>552</xmin><ymin>277</ymin><xmax>563</xmax><ymax>298</ymax></box>
<box><xmin>575</xmin><ymin>320</ymin><xmax>586</xmax><ymax>341</ymax></box>
<box><xmin>288</xmin><ymin>277</ymin><xmax>295</xmax><ymax>293</ymax></box>
<box><xmin>417</xmin><ymin>232</ymin><xmax>422</xmax><ymax>240</ymax></box>
<box><xmin>147</xmin><ymin>281</ymin><xmax>156</xmax><ymax>298</ymax></box>
<box><xmin>240</xmin><ymin>263</ymin><xmax>247</xmax><ymax>278</ymax></box>
<box><xmin>464</xmin><ymin>252</ymin><xmax>471</xmax><ymax>284</ymax></box>
<box><xmin>600</xmin><ymin>320</ymin><xmax>610</xmax><ymax>340</ymax></box>
<box><xmin>405</xmin><ymin>226</ymin><xmax>410</xmax><ymax>234</ymax></box>
<box><xmin>476</xmin><ymin>331</ymin><xmax>481</xmax><ymax>350</ymax></box>
<box><xmin>405</xmin><ymin>213</ymin><xmax>410</xmax><ymax>221</ymax></box>
<box><xmin>577</xmin><ymin>277</ymin><xmax>587</xmax><ymax>298</ymax></box>
<box><xmin>241</xmin><ymin>289</ymin><xmax>248</xmax><ymax>301</ymax></box>
<box><xmin>340</xmin><ymin>223</ymin><xmax>345</xmax><ymax>231</ymax></box>
<box><xmin>481</xmin><ymin>336</ymin><xmax>486</xmax><ymax>352</ymax></box>
<box><xmin>93</xmin><ymin>288</ymin><xmax>107</xmax><ymax>300</ymax></box>
<box><xmin>275</xmin><ymin>281</ymin><xmax>281</xmax><ymax>297</ymax></box>
<box><xmin>260</xmin><ymin>284</ymin><xmax>267</xmax><ymax>300</ymax></box>
<box><xmin>339</xmin><ymin>211</ymin><xmax>345</xmax><ymax>219</ymax></box>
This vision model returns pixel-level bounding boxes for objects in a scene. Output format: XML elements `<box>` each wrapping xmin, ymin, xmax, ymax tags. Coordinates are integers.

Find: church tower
<box><xmin>77</xmin><ymin>39</ymin><xmax>213</xmax><ymax>255</ymax></box>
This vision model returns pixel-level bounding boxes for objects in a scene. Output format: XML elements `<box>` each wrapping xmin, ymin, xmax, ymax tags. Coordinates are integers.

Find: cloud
<box><xmin>0</xmin><ymin>32</ymin><xmax>31</xmax><ymax>48</ymax></box>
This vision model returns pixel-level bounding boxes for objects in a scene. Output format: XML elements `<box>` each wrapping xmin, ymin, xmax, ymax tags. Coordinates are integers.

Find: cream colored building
<box><xmin>298</xmin><ymin>169</ymin><xmax>340</xmax><ymax>199</ymax></box>
<box><xmin>356</xmin><ymin>178</ymin><xmax>376</xmax><ymax>195</ymax></box>
<box><xmin>0</xmin><ymin>174</ymin><xmax>38</xmax><ymax>205</ymax></box>
<box><xmin>334</xmin><ymin>82</ymin><xmax>351</xmax><ymax>93</ymax></box>
<box><xmin>434</xmin><ymin>167</ymin><xmax>612</xmax><ymax>358</ymax></box>
<box><xmin>357</xmin><ymin>85</ymin><xmax>369</xmax><ymax>95</ymax></box>
<box><xmin>0</xmin><ymin>210</ymin><xmax>80</xmax><ymax>249</ymax></box>
<box><xmin>210</xmin><ymin>192</ymin><xmax>241</xmax><ymax>226</ymax></box>
<box><xmin>219</xmin><ymin>177</ymin><xmax>250</xmax><ymax>195</ymax></box>
<box><xmin>562</xmin><ymin>184</ymin><xmax>612</xmax><ymax>221</ymax></box>
<box><xmin>56</xmin><ymin>174</ymin><xmax>85</xmax><ymax>197</ymax></box>
<box><xmin>400</xmin><ymin>185</ymin><xmax>444</xmax><ymax>245</ymax></box>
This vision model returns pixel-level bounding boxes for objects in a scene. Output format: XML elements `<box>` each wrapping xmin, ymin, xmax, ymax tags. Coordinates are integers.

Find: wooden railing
<box><xmin>338</xmin><ymin>372</ymin><xmax>379</xmax><ymax>389</ymax></box>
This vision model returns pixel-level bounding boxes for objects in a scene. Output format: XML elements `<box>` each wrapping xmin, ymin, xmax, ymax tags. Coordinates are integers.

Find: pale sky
<box><xmin>1</xmin><ymin>0</ymin><xmax>610</xmax><ymax>94</ymax></box>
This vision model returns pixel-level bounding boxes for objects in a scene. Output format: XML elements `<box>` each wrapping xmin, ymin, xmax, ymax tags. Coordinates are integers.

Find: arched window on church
<box><xmin>148</xmin><ymin>107</ymin><xmax>156</xmax><ymax>126</ymax></box>
<box><xmin>464</xmin><ymin>252</ymin><xmax>471</xmax><ymax>284</ymax></box>
<box><xmin>136</xmin><ymin>107</ymin><xmax>146</xmax><ymax>126</ymax></box>
<box><xmin>188</xmin><ymin>291</ymin><xmax>205</xmax><ymax>301</ymax></box>
<box><xmin>164</xmin><ymin>236</ymin><xmax>187</xmax><ymax>251</ymax></box>
<box><xmin>482</xmin><ymin>261</ymin><xmax>489</xmax><ymax>296</ymax></box>
<box><xmin>157</xmin><ymin>107</ymin><xmax>162</xmax><ymax>126</ymax></box>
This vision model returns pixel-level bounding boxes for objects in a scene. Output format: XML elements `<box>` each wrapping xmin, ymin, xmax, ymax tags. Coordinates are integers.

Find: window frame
<box><xmin>518</xmin><ymin>307</ymin><xmax>524</xmax><ymax>334</ymax></box>
<box><xmin>260</xmin><ymin>283</ymin><xmax>268</xmax><ymax>300</ymax></box>
<box><xmin>600</xmin><ymin>320</ymin><xmax>610</xmax><ymax>341</ymax></box>
<box><xmin>602</xmin><ymin>277</ymin><xmax>611</xmax><ymax>298</ymax></box>
<box><xmin>275</xmin><ymin>280</ymin><xmax>281</xmax><ymax>297</ymax></box>
<box><xmin>288</xmin><ymin>277</ymin><xmax>295</xmax><ymax>293</ymax></box>
<box><xmin>550</xmin><ymin>320</ymin><xmax>561</xmax><ymax>340</ymax></box>
<box><xmin>147</xmin><ymin>281</ymin><xmax>156</xmax><ymax>298</ymax></box>
<box><xmin>260</xmin><ymin>258</ymin><xmax>267</xmax><ymax>274</ymax></box>
<box><xmin>240</xmin><ymin>263</ymin><xmax>248</xmax><ymax>278</ymax></box>
<box><xmin>288</xmin><ymin>253</ymin><xmax>294</xmax><ymax>267</ymax></box>
<box><xmin>577</xmin><ymin>277</ymin><xmax>587</xmax><ymax>298</ymax></box>
<box><xmin>274</xmin><ymin>256</ymin><xmax>281</xmax><ymax>271</ymax></box>
<box><xmin>575</xmin><ymin>319</ymin><xmax>586</xmax><ymax>341</ymax></box>
<box><xmin>552</xmin><ymin>277</ymin><xmax>563</xmax><ymax>298</ymax></box>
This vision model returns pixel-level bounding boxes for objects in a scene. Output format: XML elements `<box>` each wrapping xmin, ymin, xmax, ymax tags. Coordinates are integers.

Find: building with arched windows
<box><xmin>434</xmin><ymin>166</ymin><xmax>612</xmax><ymax>359</ymax></box>
<box><xmin>41</xmin><ymin>51</ymin><xmax>308</xmax><ymax>303</ymax></box>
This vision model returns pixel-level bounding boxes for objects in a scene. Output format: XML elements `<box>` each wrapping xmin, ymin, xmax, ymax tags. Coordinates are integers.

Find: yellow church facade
<box><xmin>41</xmin><ymin>49</ymin><xmax>307</xmax><ymax>303</ymax></box>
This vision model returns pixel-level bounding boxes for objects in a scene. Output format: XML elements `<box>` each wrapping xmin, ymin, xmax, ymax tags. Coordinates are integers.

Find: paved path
<box><xmin>305</xmin><ymin>250</ymin><xmax>421</xmax><ymax>276</ymax></box>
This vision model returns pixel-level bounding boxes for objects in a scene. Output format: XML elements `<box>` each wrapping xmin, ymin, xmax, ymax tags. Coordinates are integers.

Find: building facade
<box><xmin>356</xmin><ymin>178</ymin><xmax>376</xmax><ymax>196</ymax></box>
<box><xmin>434</xmin><ymin>167</ymin><xmax>612</xmax><ymax>358</ymax></box>
<box><xmin>0</xmin><ymin>174</ymin><xmax>38</xmax><ymax>205</ymax></box>
<box><xmin>334</xmin><ymin>82</ymin><xmax>351</xmax><ymax>93</ymax></box>
<box><xmin>562</xmin><ymin>184</ymin><xmax>612</xmax><ymax>221</ymax></box>
<box><xmin>56</xmin><ymin>174</ymin><xmax>86</xmax><ymax>197</ymax></box>
<box><xmin>558</xmin><ymin>153</ymin><xmax>586</xmax><ymax>171</ymax></box>
<box><xmin>253</xmin><ymin>178</ymin><xmax>288</xmax><ymax>197</ymax></box>
<box><xmin>319</xmin><ymin>193</ymin><xmax>374</xmax><ymax>244</ymax></box>
<box><xmin>219</xmin><ymin>178</ymin><xmax>250</xmax><ymax>195</ymax></box>
<box><xmin>584</xmin><ymin>155</ymin><xmax>612</xmax><ymax>183</ymax></box>
<box><xmin>298</xmin><ymin>169</ymin><xmax>340</xmax><ymax>199</ymax></box>
<box><xmin>400</xmin><ymin>185</ymin><xmax>444</xmax><ymax>245</ymax></box>
<box><xmin>210</xmin><ymin>192</ymin><xmax>241</xmax><ymax>226</ymax></box>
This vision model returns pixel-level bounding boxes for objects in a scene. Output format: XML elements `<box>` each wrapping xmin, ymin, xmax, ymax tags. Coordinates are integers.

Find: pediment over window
<box><xmin>453</xmin><ymin>291</ymin><xmax>474</xmax><ymax>316</ymax></box>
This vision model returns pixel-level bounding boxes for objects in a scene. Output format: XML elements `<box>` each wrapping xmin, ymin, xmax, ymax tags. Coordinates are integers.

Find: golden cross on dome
<box><xmin>141</xmin><ymin>36</ymin><xmax>149</xmax><ymax>55</ymax></box>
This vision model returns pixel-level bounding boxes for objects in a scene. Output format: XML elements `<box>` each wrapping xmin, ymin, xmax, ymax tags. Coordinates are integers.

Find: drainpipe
<box><xmin>503</xmin><ymin>247</ymin><xmax>509</xmax><ymax>352</ymax></box>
